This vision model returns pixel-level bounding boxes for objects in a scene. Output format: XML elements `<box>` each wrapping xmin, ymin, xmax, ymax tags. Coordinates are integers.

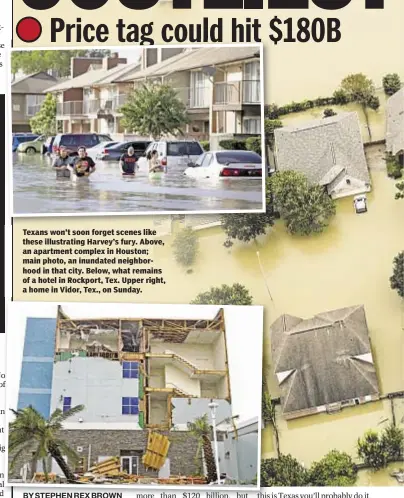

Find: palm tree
<box><xmin>9</xmin><ymin>405</ymin><xmax>84</xmax><ymax>483</ymax></box>
<box><xmin>187</xmin><ymin>414</ymin><xmax>217</xmax><ymax>483</ymax></box>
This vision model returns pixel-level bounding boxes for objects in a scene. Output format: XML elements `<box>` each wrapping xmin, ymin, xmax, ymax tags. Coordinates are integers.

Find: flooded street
<box><xmin>13</xmin><ymin>153</ymin><xmax>263</xmax><ymax>214</ymax></box>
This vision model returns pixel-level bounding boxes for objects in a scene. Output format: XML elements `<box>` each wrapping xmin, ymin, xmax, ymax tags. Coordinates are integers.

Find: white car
<box><xmin>184</xmin><ymin>150</ymin><xmax>263</xmax><ymax>179</ymax></box>
<box><xmin>137</xmin><ymin>140</ymin><xmax>204</xmax><ymax>170</ymax></box>
<box><xmin>86</xmin><ymin>141</ymin><xmax>119</xmax><ymax>160</ymax></box>
<box><xmin>353</xmin><ymin>194</ymin><xmax>367</xmax><ymax>214</ymax></box>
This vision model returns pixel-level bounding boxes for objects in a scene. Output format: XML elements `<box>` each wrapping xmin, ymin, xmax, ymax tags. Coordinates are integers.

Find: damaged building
<box><xmin>12</xmin><ymin>306</ymin><xmax>235</xmax><ymax>483</ymax></box>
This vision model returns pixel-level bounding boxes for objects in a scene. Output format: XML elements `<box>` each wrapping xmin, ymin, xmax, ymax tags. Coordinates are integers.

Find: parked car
<box><xmin>137</xmin><ymin>140</ymin><xmax>204</xmax><ymax>170</ymax></box>
<box><xmin>17</xmin><ymin>135</ymin><xmax>46</xmax><ymax>154</ymax></box>
<box><xmin>354</xmin><ymin>194</ymin><xmax>367</xmax><ymax>214</ymax></box>
<box><xmin>12</xmin><ymin>133</ymin><xmax>39</xmax><ymax>152</ymax></box>
<box><xmin>87</xmin><ymin>141</ymin><xmax>119</xmax><ymax>160</ymax></box>
<box><xmin>52</xmin><ymin>133</ymin><xmax>113</xmax><ymax>156</ymax></box>
<box><xmin>98</xmin><ymin>140</ymin><xmax>151</xmax><ymax>162</ymax></box>
<box><xmin>184</xmin><ymin>150</ymin><xmax>263</xmax><ymax>178</ymax></box>
<box><xmin>44</xmin><ymin>136</ymin><xmax>55</xmax><ymax>155</ymax></box>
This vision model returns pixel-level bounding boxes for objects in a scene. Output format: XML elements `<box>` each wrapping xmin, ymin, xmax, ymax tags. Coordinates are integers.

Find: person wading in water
<box><xmin>119</xmin><ymin>146</ymin><xmax>138</xmax><ymax>176</ymax></box>
<box><xmin>71</xmin><ymin>146</ymin><xmax>96</xmax><ymax>178</ymax></box>
<box><xmin>52</xmin><ymin>146</ymin><xmax>72</xmax><ymax>178</ymax></box>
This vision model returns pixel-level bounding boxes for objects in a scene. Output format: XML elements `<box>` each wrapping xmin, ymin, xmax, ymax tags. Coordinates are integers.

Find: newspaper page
<box><xmin>2</xmin><ymin>2</ymin><xmax>404</xmax><ymax>498</ymax></box>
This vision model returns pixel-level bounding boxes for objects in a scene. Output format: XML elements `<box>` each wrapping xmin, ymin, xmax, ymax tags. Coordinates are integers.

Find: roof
<box><xmin>46</xmin><ymin>62</ymin><xmax>141</xmax><ymax>92</ymax></box>
<box><xmin>274</xmin><ymin>112</ymin><xmax>371</xmax><ymax>197</ymax></box>
<box><xmin>119</xmin><ymin>46</ymin><xmax>260</xmax><ymax>83</ymax></box>
<box><xmin>12</xmin><ymin>72</ymin><xmax>58</xmax><ymax>94</ymax></box>
<box><xmin>386</xmin><ymin>87</ymin><xmax>404</xmax><ymax>155</ymax></box>
<box><xmin>270</xmin><ymin>305</ymin><xmax>379</xmax><ymax>415</ymax></box>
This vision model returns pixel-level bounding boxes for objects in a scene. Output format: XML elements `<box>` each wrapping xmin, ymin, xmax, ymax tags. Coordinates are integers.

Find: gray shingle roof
<box><xmin>46</xmin><ymin>62</ymin><xmax>140</xmax><ymax>92</ymax></box>
<box><xmin>386</xmin><ymin>88</ymin><xmax>404</xmax><ymax>155</ymax></box>
<box><xmin>270</xmin><ymin>305</ymin><xmax>379</xmax><ymax>415</ymax></box>
<box><xmin>12</xmin><ymin>72</ymin><xmax>58</xmax><ymax>94</ymax></box>
<box><xmin>274</xmin><ymin>112</ymin><xmax>371</xmax><ymax>198</ymax></box>
<box><xmin>119</xmin><ymin>46</ymin><xmax>260</xmax><ymax>83</ymax></box>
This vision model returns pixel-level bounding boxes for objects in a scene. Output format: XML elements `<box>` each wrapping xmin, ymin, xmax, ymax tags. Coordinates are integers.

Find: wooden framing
<box><xmin>55</xmin><ymin>306</ymin><xmax>231</xmax><ymax>426</ymax></box>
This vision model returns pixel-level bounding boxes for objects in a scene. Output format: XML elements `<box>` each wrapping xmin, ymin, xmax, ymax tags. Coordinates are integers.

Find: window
<box><xmin>63</xmin><ymin>397</ymin><xmax>72</xmax><ymax>412</ymax></box>
<box><xmin>26</xmin><ymin>95</ymin><xmax>45</xmax><ymax>116</ymax></box>
<box><xmin>243</xmin><ymin>61</ymin><xmax>260</xmax><ymax>103</ymax></box>
<box><xmin>243</xmin><ymin>118</ymin><xmax>261</xmax><ymax>134</ymax></box>
<box><xmin>121</xmin><ymin>455</ymin><xmax>139</xmax><ymax>475</ymax></box>
<box><xmin>122</xmin><ymin>397</ymin><xmax>139</xmax><ymax>415</ymax></box>
<box><xmin>216</xmin><ymin>151</ymin><xmax>262</xmax><ymax>164</ymax></box>
<box><xmin>201</xmin><ymin>153</ymin><xmax>213</xmax><ymax>167</ymax></box>
<box><xmin>190</xmin><ymin>71</ymin><xmax>209</xmax><ymax>108</ymax></box>
<box><xmin>167</xmin><ymin>142</ymin><xmax>203</xmax><ymax>157</ymax></box>
<box><xmin>122</xmin><ymin>361</ymin><xmax>139</xmax><ymax>379</ymax></box>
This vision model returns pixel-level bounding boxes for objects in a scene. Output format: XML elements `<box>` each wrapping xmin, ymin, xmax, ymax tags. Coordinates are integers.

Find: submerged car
<box><xmin>53</xmin><ymin>133</ymin><xmax>113</xmax><ymax>156</ymax></box>
<box><xmin>87</xmin><ymin>141</ymin><xmax>119</xmax><ymax>160</ymax></box>
<box><xmin>12</xmin><ymin>133</ymin><xmax>39</xmax><ymax>152</ymax></box>
<box><xmin>98</xmin><ymin>140</ymin><xmax>151</xmax><ymax>162</ymax></box>
<box><xmin>354</xmin><ymin>194</ymin><xmax>368</xmax><ymax>214</ymax></box>
<box><xmin>184</xmin><ymin>150</ymin><xmax>263</xmax><ymax>178</ymax></box>
<box><xmin>138</xmin><ymin>140</ymin><xmax>204</xmax><ymax>170</ymax></box>
<box><xmin>17</xmin><ymin>135</ymin><xmax>46</xmax><ymax>154</ymax></box>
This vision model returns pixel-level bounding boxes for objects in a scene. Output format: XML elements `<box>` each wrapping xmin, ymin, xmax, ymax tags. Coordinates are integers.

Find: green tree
<box><xmin>357</xmin><ymin>430</ymin><xmax>388</xmax><ymax>470</ymax></box>
<box><xmin>245</xmin><ymin>136</ymin><xmax>262</xmax><ymax>155</ymax></box>
<box><xmin>339</xmin><ymin>73</ymin><xmax>380</xmax><ymax>141</ymax></box>
<box><xmin>309</xmin><ymin>450</ymin><xmax>358</xmax><ymax>486</ymax></box>
<box><xmin>120</xmin><ymin>83</ymin><xmax>188</xmax><ymax>139</ymax></box>
<box><xmin>261</xmin><ymin>454</ymin><xmax>309</xmax><ymax>487</ymax></box>
<box><xmin>187</xmin><ymin>415</ymin><xmax>217</xmax><ymax>483</ymax></box>
<box><xmin>381</xmin><ymin>424</ymin><xmax>404</xmax><ymax>459</ymax></box>
<box><xmin>264</xmin><ymin>119</ymin><xmax>283</xmax><ymax>150</ymax></box>
<box><xmin>269</xmin><ymin>171</ymin><xmax>336</xmax><ymax>236</ymax></box>
<box><xmin>172</xmin><ymin>227</ymin><xmax>199</xmax><ymax>269</ymax></box>
<box><xmin>11</xmin><ymin>50</ymin><xmax>87</xmax><ymax>77</ymax></box>
<box><xmin>395</xmin><ymin>181</ymin><xmax>404</xmax><ymax>199</ymax></box>
<box><xmin>220</xmin><ymin>212</ymin><xmax>274</xmax><ymax>246</ymax></box>
<box><xmin>382</xmin><ymin>73</ymin><xmax>402</xmax><ymax>96</ymax></box>
<box><xmin>9</xmin><ymin>405</ymin><xmax>84</xmax><ymax>482</ymax></box>
<box><xmin>29</xmin><ymin>93</ymin><xmax>58</xmax><ymax>136</ymax></box>
<box><xmin>390</xmin><ymin>251</ymin><xmax>404</xmax><ymax>298</ymax></box>
<box><xmin>191</xmin><ymin>283</ymin><xmax>253</xmax><ymax>305</ymax></box>
<box><xmin>268</xmin><ymin>170</ymin><xmax>307</xmax><ymax>213</ymax></box>
<box><xmin>11</xmin><ymin>50</ymin><xmax>113</xmax><ymax>78</ymax></box>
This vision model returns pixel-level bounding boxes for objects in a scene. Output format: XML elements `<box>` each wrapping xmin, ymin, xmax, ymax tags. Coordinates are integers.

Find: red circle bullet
<box><xmin>16</xmin><ymin>17</ymin><xmax>42</xmax><ymax>43</ymax></box>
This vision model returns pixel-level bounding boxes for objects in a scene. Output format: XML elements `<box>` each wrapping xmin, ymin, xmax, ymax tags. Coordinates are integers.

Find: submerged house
<box><xmin>270</xmin><ymin>305</ymin><xmax>379</xmax><ymax>420</ymax></box>
<box><xmin>12</xmin><ymin>306</ymin><xmax>233</xmax><ymax>481</ymax></box>
<box><xmin>386</xmin><ymin>87</ymin><xmax>404</xmax><ymax>166</ymax></box>
<box><xmin>274</xmin><ymin>112</ymin><xmax>371</xmax><ymax>199</ymax></box>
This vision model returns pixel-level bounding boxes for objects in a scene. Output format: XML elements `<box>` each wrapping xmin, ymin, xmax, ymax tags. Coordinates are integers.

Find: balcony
<box><xmin>213</xmin><ymin>80</ymin><xmax>261</xmax><ymax>107</ymax></box>
<box><xmin>56</xmin><ymin>101</ymin><xmax>85</xmax><ymax>117</ymax></box>
<box><xmin>56</xmin><ymin>95</ymin><xmax>130</xmax><ymax>118</ymax></box>
<box><xmin>173</xmin><ymin>86</ymin><xmax>210</xmax><ymax>110</ymax></box>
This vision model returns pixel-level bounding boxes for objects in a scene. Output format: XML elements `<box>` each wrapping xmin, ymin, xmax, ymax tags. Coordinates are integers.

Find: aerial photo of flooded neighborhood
<box><xmin>93</xmin><ymin>68</ymin><xmax>404</xmax><ymax>487</ymax></box>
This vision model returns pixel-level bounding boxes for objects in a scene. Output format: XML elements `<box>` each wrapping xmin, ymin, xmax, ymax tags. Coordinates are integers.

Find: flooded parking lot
<box><xmin>13</xmin><ymin>153</ymin><xmax>263</xmax><ymax>214</ymax></box>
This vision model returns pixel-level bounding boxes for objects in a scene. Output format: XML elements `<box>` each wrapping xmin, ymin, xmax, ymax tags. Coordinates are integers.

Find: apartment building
<box><xmin>47</xmin><ymin>48</ymin><xmax>261</xmax><ymax>143</ymax></box>
<box><xmin>12</xmin><ymin>306</ymin><xmax>234</xmax><ymax>480</ymax></box>
<box><xmin>47</xmin><ymin>53</ymin><xmax>140</xmax><ymax>135</ymax></box>
<box><xmin>12</xmin><ymin>72</ymin><xmax>58</xmax><ymax>132</ymax></box>
<box><xmin>120</xmin><ymin>46</ymin><xmax>262</xmax><ymax>143</ymax></box>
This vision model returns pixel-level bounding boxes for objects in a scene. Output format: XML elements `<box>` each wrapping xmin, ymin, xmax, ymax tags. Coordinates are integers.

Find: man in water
<box><xmin>119</xmin><ymin>146</ymin><xmax>138</xmax><ymax>175</ymax></box>
<box><xmin>52</xmin><ymin>146</ymin><xmax>72</xmax><ymax>178</ymax></box>
<box><xmin>71</xmin><ymin>146</ymin><xmax>96</xmax><ymax>177</ymax></box>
